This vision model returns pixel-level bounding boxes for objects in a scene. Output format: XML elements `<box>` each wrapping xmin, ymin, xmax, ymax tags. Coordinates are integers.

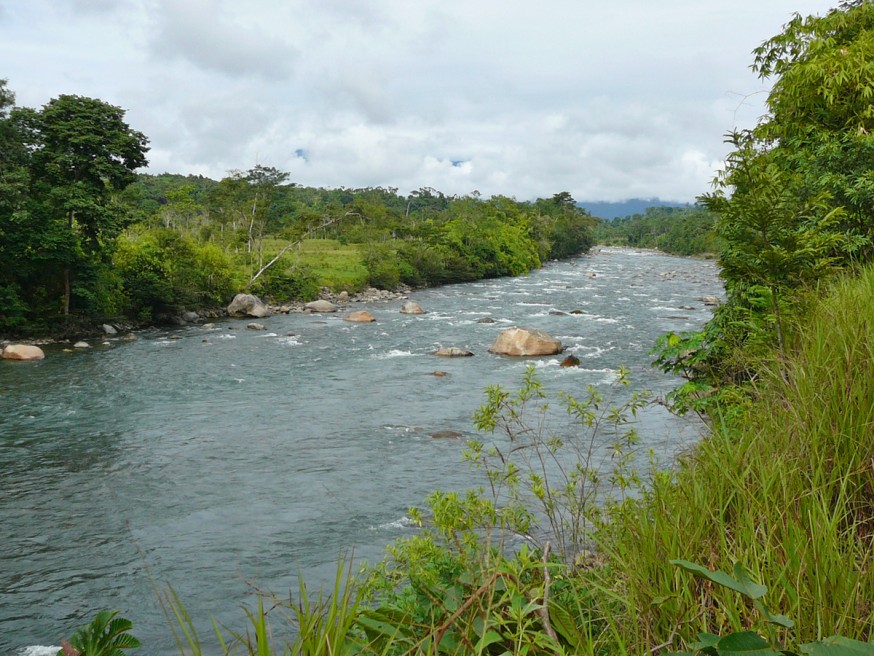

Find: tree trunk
<box><xmin>63</xmin><ymin>268</ymin><xmax>71</xmax><ymax>316</ymax></box>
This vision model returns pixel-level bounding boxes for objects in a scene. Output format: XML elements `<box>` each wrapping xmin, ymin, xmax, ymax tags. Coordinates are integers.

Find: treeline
<box><xmin>119</xmin><ymin>177</ymin><xmax>595</xmax><ymax>307</ymax></box>
<box><xmin>595</xmin><ymin>205</ymin><xmax>721</xmax><ymax>256</ymax></box>
<box><xmin>0</xmin><ymin>80</ymin><xmax>596</xmax><ymax>334</ymax></box>
<box><xmin>657</xmin><ymin>0</ymin><xmax>874</xmax><ymax>399</ymax></box>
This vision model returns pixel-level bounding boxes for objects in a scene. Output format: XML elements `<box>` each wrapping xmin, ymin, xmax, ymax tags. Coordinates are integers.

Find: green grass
<box><xmin>593</xmin><ymin>266</ymin><xmax>874</xmax><ymax>651</ymax></box>
<box><xmin>261</xmin><ymin>238</ymin><xmax>369</xmax><ymax>292</ymax></box>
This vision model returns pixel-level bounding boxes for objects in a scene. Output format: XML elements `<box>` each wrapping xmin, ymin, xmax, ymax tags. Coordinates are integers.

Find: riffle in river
<box><xmin>0</xmin><ymin>248</ymin><xmax>722</xmax><ymax>654</ymax></box>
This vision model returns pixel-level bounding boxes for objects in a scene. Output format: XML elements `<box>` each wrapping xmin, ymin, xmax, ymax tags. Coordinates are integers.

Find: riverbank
<box><xmin>0</xmin><ymin>285</ymin><xmax>413</xmax><ymax>349</ymax></box>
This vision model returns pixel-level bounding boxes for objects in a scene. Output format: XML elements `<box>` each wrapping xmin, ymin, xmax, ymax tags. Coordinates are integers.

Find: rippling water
<box><xmin>0</xmin><ymin>248</ymin><xmax>722</xmax><ymax>654</ymax></box>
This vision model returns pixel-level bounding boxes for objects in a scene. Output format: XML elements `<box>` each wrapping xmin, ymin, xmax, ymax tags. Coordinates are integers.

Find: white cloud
<box><xmin>0</xmin><ymin>0</ymin><xmax>840</xmax><ymax>201</ymax></box>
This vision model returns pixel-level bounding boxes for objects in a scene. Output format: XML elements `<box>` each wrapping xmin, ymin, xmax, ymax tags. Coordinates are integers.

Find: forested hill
<box><xmin>577</xmin><ymin>198</ymin><xmax>690</xmax><ymax>220</ymax></box>
<box><xmin>595</xmin><ymin>205</ymin><xmax>721</xmax><ymax>256</ymax></box>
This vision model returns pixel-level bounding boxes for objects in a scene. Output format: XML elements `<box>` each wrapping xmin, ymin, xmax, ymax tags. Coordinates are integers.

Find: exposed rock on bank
<box><xmin>489</xmin><ymin>327</ymin><xmax>563</xmax><ymax>356</ymax></box>
<box><xmin>305</xmin><ymin>299</ymin><xmax>338</xmax><ymax>313</ymax></box>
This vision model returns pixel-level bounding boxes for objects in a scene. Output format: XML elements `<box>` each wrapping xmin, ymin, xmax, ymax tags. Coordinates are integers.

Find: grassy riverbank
<box><xmin>592</xmin><ymin>265</ymin><xmax>874</xmax><ymax>649</ymax></box>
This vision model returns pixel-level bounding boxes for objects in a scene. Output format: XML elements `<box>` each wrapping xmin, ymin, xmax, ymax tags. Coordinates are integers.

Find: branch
<box><xmin>245</xmin><ymin>211</ymin><xmax>359</xmax><ymax>289</ymax></box>
<box><xmin>536</xmin><ymin>541</ymin><xmax>559</xmax><ymax>645</ymax></box>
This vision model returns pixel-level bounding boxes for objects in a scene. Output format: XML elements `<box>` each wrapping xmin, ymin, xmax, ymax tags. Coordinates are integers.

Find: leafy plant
<box><xmin>670</xmin><ymin>560</ymin><xmax>874</xmax><ymax>656</ymax></box>
<box><xmin>59</xmin><ymin>610</ymin><xmax>140</xmax><ymax>656</ymax></box>
<box><xmin>469</xmin><ymin>365</ymin><xmax>650</xmax><ymax>566</ymax></box>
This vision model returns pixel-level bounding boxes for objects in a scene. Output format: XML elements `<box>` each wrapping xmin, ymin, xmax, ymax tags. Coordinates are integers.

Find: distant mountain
<box><xmin>577</xmin><ymin>198</ymin><xmax>692</xmax><ymax>220</ymax></box>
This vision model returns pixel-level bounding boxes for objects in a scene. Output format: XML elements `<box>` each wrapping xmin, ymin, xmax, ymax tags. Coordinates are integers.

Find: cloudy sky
<box><xmin>0</xmin><ymin>0</ymin><xmax>839</xmax><ymax>202</ymax></box>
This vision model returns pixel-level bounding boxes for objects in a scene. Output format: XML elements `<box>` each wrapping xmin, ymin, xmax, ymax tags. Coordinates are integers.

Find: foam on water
<box><xmin>18</xmin><ymin>647</ymin><xmax>59</xmax><ymax>656</ymax></box>
<box><xmin>370</xmin><ymin>516</ymin><xmax>418</xmax><ymax>531</ymax></box>
<box><xmin>371</xmin><ymin>349</ymin><xmax>416</xmax><ymax>359</ymax></box>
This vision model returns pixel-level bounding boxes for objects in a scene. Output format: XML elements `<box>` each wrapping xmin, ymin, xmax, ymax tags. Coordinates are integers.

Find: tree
<box><xmin>16</xmin><ymin>94</ymin><xmax>149</xmax><ymax>318</ymax></box>
<box><xmin>750</xmin><ymin>2</ymin><xmax>874</xmax><ymax>258</ymax></box>
<box><xmin>694</xmin><ymin>2</ymin><xmax>874</xmax><ymax>370</ymax></box>
<box><xmin>701</xmin><ymin>132</ymin><xmax>842</xmax><ymax>355</ymax></box>
<box><xmin>0</xmin><ymin>79</ymin><xmax>31</xmax><ymax>329</ymax></box>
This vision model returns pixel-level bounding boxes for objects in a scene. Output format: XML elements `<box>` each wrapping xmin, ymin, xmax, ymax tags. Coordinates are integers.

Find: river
<box><xmin>0</xmin><ymin>248</ymin><xmax>721</xmax><ymax>654</ymax></box>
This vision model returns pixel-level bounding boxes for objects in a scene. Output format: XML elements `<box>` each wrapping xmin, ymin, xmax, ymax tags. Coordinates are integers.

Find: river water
<box><xmin>0</xmin><ymin>248</ymin><xmax>721</xmax><ymax>654</ymax></box>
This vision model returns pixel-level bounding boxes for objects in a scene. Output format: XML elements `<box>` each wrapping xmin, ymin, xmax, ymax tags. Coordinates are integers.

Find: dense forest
<box><xmin>7</xmin><ymin>1</ymin><xmax>874</xmax><ymax>654</ymax></box>
<box><xmin>595</xmin><ymin>204</ymin><xmax>721</xmax><ymax>256</ymax></box>
<box><xmin>0</xmin><ymin>93</ymin><xmax>596</xmax><ymax>336</ymax></box>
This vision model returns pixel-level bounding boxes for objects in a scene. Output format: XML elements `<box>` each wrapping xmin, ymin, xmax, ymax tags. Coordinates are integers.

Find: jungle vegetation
<box><xmin>0</xmin><ymin>93</ymin><xmax>596</xmax><ymax>336</ymax></box>
<box><xmin>31</xmin><ymin>0</ymin><xmax>874</xmax><ymax>653</ymax></box>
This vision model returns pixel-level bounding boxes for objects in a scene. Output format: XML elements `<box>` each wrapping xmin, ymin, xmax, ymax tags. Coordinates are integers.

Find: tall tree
<box><xmin>16</xmin><ymin>94</ymin><xmax>149</xmax><ymax>317</ymax></box>
<box><xmin>0</xmin><ymin>79</ymin><xmax>31</xmax><ymax>329</ymax></box>
<box><xmin>667</xmin><ymin>1</ymin><xmax>874</xmax><ymax>388</ymax></box>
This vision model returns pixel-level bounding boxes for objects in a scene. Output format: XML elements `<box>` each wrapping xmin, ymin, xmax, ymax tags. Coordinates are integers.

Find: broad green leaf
<box><xmin>761</xmin><ymin>609</ymin><xmax>794</xmax><ymax>629</ymax></box>
<box><xmin>475</xmin><ymin>630</ymin><xmax>505</xmax><ymax>651</ymax></box>
<box><xmin>732</xmin><ymin>563</ymin><xmax>769</xmax><ymax>599</ymax></box>
<box><xmin>718</xmin><ymin>631</ymin><xmax>771</xmax><ymax>652</ymax></box>
<box><xmin>692</xmin><ymin>633</ymin><xmax>722</xmax><ymax>650</ymax></box>
<box><xmin>801</xmin><ymin>636</ymin><xmax>874</xmax><ymax>656</ymax></box>
<box><xmin>671</xmin><ymin>560</ymin><xmax>766</xmax><ymax>599</ymax></box>
<box><xmin>549</xmin><ymin>601</ymin><xmax>583</xmax><ymax>649</ymax></box>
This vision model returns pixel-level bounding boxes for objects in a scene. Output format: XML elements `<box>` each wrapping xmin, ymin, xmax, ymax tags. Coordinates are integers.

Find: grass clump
<box><xmin>594</xmin><ymin>266</ymin><xmax>874</xmax><ymax>650</ymax></box>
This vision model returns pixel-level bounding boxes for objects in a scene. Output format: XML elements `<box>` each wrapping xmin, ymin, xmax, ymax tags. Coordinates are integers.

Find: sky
<box><xmin>0</xmin><ymin>0</ymin><xmax>841</xmax><ymax>202</ymax></box>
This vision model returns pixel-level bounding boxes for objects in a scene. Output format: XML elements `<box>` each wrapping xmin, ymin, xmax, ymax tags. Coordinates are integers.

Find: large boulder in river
<box><xmin>344</xmin><ymin>310</ymin><xmax>376</xmax><ymax>323</ymax></box>
<box><xmin>305</xmin><ymin>299</ymin><xmax>338</xmax><ymax>313</ymax></box>
<box><xmin>228</xmin><ymin>293</ymin><xmax>270</xmax><ymax>318</ymax></box>
<box><xmin>489</xmin><ymin>327</ymin><xmax>563</xmax><ymax>357</ymax></box>
<box><xmin>400</xmin><ymin>301</ymin><xmax>425</xmax><ymax>315</ymax></box>
<box><xmin>2</xmin><ymin>344</ymin><xmax>45</xmax><ymax>361</ymax></box>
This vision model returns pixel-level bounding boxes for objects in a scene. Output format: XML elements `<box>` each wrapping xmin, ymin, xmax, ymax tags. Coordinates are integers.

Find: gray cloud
<box><xmin>149</xmin><ymin>0</ymin><xmax>299</xmax><ymax>79</ymax></box>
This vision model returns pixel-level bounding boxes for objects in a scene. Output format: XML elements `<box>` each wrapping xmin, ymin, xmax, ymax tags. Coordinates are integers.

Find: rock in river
<box><xmin>228</xmin><ymin>293</ymin><xmax>270</xmax><ymax>318</ymax></box>
<box><xmin>432</xmin><ymin>347</ymin><xmax>474</xmax><ymax>357</ymax></box>
<box><xmin>2</xmin><ymin>344</ymin><xmax>45</xmax><ymax>360</ymax></box>
<box><xmin>489</xmin><ymin>327</ymin><xmax>563</xmax><ymax>356</ymax></box>
<box><xmin>343</xmin><ymin>310</ymin><xmax>376</xmax><ymax>323</ymax></box>
<box><xmin>400</xmin><ymin>301</ymin><xmax>425</xmax><ymax>315</ymax></box>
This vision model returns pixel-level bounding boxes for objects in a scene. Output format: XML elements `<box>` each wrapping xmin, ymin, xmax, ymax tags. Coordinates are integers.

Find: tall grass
<box><xmin>160</xmin><ymin>555</ymin><xmax>365</xmax><ymax>655</ymax></box>
<box><xmin>593</xmin><ymin>267</ymin><xmax>874</xmax><ymax>650</ymax></box>
<box><xmin>259</xmin><ymin>238</ymin><xmax>369</xmax><ymax>292</ymax></box>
